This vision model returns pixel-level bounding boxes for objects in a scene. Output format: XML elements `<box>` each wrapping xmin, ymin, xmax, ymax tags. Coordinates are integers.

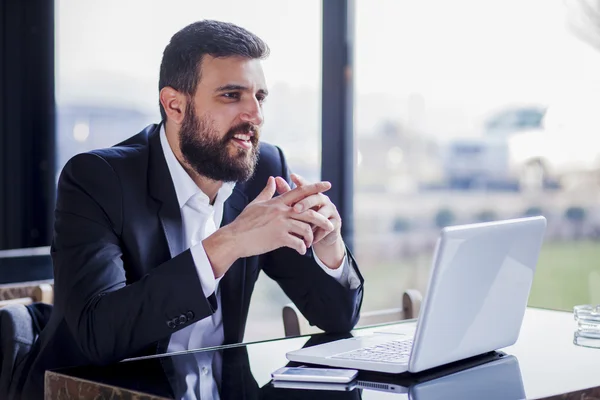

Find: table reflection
<box><xmin>162</xmin><ymin>333</ymin><xmax>525</xmax><ymax>400</ymax></box>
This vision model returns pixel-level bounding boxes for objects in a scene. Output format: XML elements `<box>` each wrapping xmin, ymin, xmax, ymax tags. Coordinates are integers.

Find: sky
<box><xmin>55</xmin><ymin>0</ymin><xmax>321</xmax><ymax>107</ymax></box>
<box><xmin>56</xmin><ymin>0</ymin><xmax>600</xmax><ymax>139</ymax></box>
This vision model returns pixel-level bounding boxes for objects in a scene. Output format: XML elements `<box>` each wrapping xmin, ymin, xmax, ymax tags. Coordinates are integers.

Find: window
<box><xmin>354</xmin><ymin>0</ymin><xmax>600</xmax><ymax>315</ymax></box>
<box><xmin>56</xmin><ymin>0</ymin><xmax>322</xmax><ymax>341</ymax></box>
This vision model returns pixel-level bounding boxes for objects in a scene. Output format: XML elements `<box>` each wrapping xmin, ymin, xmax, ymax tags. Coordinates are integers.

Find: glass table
<box><xmin>45</xmin><ymin>308</ymin><xmax>600</xmax><ymax>399</ymax></box>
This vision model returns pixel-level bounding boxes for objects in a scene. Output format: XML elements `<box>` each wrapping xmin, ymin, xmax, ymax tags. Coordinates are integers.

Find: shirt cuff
<box><xmin>346</xmin><ymin>262</ymin><xmax>361</xmax><ymax>290</ymax></box>
<box><xmin>313</xmin><ymin>247</ymin><xmax>361</xmax><ymax>290</ymax></box>
<box><xmin>313</xmin><ymin>248</ymin><xmax>348</xmax><ymax>282</ymax></box>
<box><xmin>190</xmin><ymin>243</ymin><xmax>222</xmax><ymax>298</ymax></box>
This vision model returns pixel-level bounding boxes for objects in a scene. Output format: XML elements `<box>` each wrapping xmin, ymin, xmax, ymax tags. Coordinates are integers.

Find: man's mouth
<box><xmin>230</xmin><ymin>132</ymin><xmax>253</xmax><ymax>150</ymax></box>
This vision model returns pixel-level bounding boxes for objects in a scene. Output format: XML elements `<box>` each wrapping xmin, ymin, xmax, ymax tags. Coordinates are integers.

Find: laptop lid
<box><xmin>409</xmin><ymin>216</ymin><xmax>546</xmax><ymax>373</ymax></box>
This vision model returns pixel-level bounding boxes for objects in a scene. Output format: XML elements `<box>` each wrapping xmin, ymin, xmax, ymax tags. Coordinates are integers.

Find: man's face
<box><xmin>179</xmin><ymin>55</ymin><xmax>268</xmax><ymax>183</ymax></box>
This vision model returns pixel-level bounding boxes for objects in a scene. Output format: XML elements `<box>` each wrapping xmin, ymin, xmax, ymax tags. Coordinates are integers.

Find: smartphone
<box><xmin>271</xmin><ymin>380</ymin><xmax>357</xmax><ymax>392</ymax></box>
<box><xmin>271</xmin><ymin>366</ymin><xmax>358</xmax><ymax>383</ymax></box>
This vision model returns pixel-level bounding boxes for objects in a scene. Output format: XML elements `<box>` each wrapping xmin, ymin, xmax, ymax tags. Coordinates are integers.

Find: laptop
<box><xmin>286</xmin><ymin>216</ymin><xmax>546</xmax><ymax>374</ymax></box>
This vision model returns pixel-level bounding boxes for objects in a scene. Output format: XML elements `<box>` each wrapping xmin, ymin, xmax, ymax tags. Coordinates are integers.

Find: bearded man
<box><xmin>15</xmin><ymin>19</ymin><xmax>363</xmax><ymax>399</ymax></box>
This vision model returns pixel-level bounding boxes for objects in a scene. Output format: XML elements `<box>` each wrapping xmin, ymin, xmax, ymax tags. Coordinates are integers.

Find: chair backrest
<box><xmin>282</xmin><ymin>289</ymin><xmax>423</xmax><ymax>337</ymax></box>
<box><xmin>0</xmin><ymin>305</ymin><xmax>35</xmax><ymax>396</ymax></box>
<box><xmin>0</xmin><ymin>280</ymin><xmax>54</xmax><ymax>309</ymax></box>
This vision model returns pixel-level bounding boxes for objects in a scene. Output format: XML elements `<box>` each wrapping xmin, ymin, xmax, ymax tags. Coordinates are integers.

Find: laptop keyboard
<box><xmin>330</xmin><ymin>338</ymin><xmax>413</xmax><ymax>364</ymax></box>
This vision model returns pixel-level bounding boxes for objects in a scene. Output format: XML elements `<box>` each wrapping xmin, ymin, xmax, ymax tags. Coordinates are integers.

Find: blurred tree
<box><xmin>523</xmin><ymin>206</ymin><xmax>544</xmax><ymax>217</ymax></box>
<box><xmin>475</xmin><ymin>210</ymin><xmax>497</xmax><ymax>223</ymax></box>
<box><xmin>378</xmin><ymin>119</ymin><xmax>402</xmax><ymax>137</ymax></box>
<box><xmin>565</xmin><ymin>206</ymin><xmax>587</xmax><ymax>239</ymax></box>
<box><xmin>435</xmin><ymin>208</ymin><xmax>456</xmax><ymax>229</ymax></box>
<box><xmin>393</xmin><ymin>217</ymin><xmax>411</xmax><ymax>233</ymax></box>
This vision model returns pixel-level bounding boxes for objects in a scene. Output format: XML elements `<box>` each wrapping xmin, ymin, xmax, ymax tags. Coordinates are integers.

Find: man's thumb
<box><xmin>253</xmin><ymin>176</ymin><xmax>276</xmax><ymax>203</ymax></box>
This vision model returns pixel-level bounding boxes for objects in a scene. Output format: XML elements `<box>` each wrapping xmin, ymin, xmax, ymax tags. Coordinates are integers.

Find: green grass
<box><xmin>359</xmin><ymin>241</ymin><xmax>600</xmax><ymax>313</ymax></box>
<box><xmin>529</xmin><ymin>241</ymin><xmax>600</xmax><ymax>311</ymax></box>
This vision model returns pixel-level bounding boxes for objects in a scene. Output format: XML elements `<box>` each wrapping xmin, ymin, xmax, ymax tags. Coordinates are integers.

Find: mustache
<box><xmin>224</xmin><ymin>123</ymin><xmax>260</xmax><ymax>142</ymax></box>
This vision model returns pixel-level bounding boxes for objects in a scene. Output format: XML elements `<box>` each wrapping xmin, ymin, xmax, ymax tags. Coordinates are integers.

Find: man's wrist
<box><xmin>202</xmin><ymin>225</ymin><xmax>239</xmax><ymax>278</ymax></box>
<box><xmin>312</xmin><ymin>239</ymin><xmax>345</xmax><ymax>270</ymax></box>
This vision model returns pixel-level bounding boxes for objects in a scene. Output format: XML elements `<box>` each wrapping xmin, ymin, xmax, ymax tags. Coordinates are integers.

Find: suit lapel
<box><xmin>157</xmin><ymin>203</ymin><xmax>185</xmax><ymax>258</ymax></box>
<box><xmin>220</xmin><ymin>186</ymin><xmax>248</xmax><ymax>344</ymax></box>
<box><xmin>147</xmin><ymin>125</ymin><xmax>185</xmax><ymax>258</ymax></box>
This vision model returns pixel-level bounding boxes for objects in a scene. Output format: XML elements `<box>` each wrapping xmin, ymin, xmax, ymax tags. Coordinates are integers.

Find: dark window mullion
<box><xmin>321</xmin><ymin>0</ymin><xmax>355</xmax><ymax>250</ymax></box>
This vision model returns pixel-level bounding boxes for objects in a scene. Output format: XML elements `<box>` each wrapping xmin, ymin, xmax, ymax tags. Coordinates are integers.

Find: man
<box><xmin>16</xmin><ymin>20</ymin><xmax>363</xmax><ymax>398</ymax></box>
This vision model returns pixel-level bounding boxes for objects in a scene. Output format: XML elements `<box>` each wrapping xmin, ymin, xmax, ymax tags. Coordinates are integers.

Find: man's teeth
<box><xmin>233</xmin><ymin>134</ymin><xmax>250</xmax><ymax>141</ymax></box>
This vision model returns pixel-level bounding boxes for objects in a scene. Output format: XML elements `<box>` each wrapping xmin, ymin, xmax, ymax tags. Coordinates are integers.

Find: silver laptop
<box><xmin>286</xmin><ymin>216</ymin><xmax>546</xmax><ymax>374</ymax></box>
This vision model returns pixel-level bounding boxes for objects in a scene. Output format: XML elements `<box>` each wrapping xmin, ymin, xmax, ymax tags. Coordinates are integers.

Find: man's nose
<box><xmin>240</xmin><ymin>98</ymin><xmax>263</xmax><ymax>126</ymax></box>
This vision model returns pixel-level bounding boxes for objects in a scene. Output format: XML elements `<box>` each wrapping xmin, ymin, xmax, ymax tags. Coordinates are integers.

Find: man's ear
<box><xmin>159</xmin><ymin>87</ymin><xmax>187</xmax><ymax>124</ymax></box>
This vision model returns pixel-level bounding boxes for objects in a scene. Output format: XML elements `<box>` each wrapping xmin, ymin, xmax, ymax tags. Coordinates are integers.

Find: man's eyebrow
<box><xmin>215</xmin><ymin>84</ymin><xmax>269</xmax><ymax>96</ymax></box>
<box><xmin>215</xmin><ymin>84</ymin><xmax>248</xmax><ymax>92</ymax></box>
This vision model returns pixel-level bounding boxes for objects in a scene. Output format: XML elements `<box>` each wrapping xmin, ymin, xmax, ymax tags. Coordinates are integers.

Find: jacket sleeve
<box><xmin>52</xmin><ymin>153</ymin><xmax>215</xmax><ymax>365</ymax></box>
<box><xmin>260</xmin><ymin>146</ymin><xmax>364</xmax><ymax>333</ymax></box>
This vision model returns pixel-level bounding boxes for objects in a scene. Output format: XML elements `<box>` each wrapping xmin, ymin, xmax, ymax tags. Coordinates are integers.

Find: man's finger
<box><xmin>275</xmin><ymin>176</ymin><xmax>291</xmax><ymax>195</ymax></box>
<box><xmin>313</xmin><ymin>228</ymin><xmax>329</xmax><ymax>244</ymax></box>
<box><xmin>293</xmin><ymin>193</ymin><xmax>326</xmax><ymax>213</ymax></box>
<box><xmin>252</xmin><ymin>176</ymin><xmax>276</xmax><ymax>203</ymax></box>
<box><xmin>289</xmin><ymin>208</ymin><xmax>334</xmax><ymax>232</ymax></box>
<box><xmin>291</xmin><ymin>173</ymin><xmax>309</xmax><ymax>187</ymax></box>
<box><xmin>279</xmin><ymin>181</ymin><xmax>331</xmax><ymax>206</ymax></box>
<box><xmin>313</xmin><ymin>214</ymin><xmax>339</xmax><ymax>244</ymax></box>
<box><xmin>285</xmin><ymin>234</ymin><xmax>307</xmax><ymax>255</ymax></box>
<box><xmin>288</xmin><ymin>220</ymin><xmax>314</xmax><ymax>249</ymax></box>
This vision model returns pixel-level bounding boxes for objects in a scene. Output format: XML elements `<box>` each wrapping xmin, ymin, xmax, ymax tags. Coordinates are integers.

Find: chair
<box><xmin>0</xmin><ymin>280</ymin><xmax>54</xmax><ymax>308</ymax></box>
<box><xmin>0</xmin><ymin>280</ymin><xmax>54</xmax><ymax>396</ymax></box>
<box><xmin>282</xmin><ymin>289</ymin><xmax>423</xmax><ymax>337</ymax></box>
<box><xmin>0</xmin><ymin>302</ymin><xmax>52</xmax><ymax>398</ymax></box>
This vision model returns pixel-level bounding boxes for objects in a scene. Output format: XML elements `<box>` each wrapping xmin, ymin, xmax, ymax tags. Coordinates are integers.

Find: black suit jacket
<box><xmin>18</xmin><ymin>124</ymin><xmax>364</xmax><ymax>399</ymax></box>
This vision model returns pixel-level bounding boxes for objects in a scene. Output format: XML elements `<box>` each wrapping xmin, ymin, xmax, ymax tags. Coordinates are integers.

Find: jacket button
<box><xmin>186</xmin><ymin>311</ymin><xmax>194</xmax><ymax>320</ymax></box>
<box><xmin>167</xmin><ymin>320</ymin><xmax>176</xmax><ymax>329</ymax></box>
<box><xmin>178</xmin><ymin>315</ymin><xmax>187</xmax><ymax>325</ymax></box>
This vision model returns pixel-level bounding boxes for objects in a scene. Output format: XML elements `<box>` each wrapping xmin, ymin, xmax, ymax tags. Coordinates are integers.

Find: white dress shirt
<box><xmin>160</xmin><ymin>126</ymin><xmax>359</xmax><ymax>398</ymax></box>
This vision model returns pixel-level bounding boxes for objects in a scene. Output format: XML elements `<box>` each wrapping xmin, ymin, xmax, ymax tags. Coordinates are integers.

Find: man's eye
<box><xmin>256</xmin><ymin>95</ymin><xmax>267</xmax><ymax>104</ymax></box>
<box><xmin>223</xmin><ymin>92</ymin><xmax>240</xmax><ymax>100</ymax></box>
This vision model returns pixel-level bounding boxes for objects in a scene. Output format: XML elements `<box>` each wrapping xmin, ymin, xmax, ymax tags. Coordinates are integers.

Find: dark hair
<box><xmin>159</xmin><ymin>20</ymin><xmax>270</xmax><ymax>121</ymax></box>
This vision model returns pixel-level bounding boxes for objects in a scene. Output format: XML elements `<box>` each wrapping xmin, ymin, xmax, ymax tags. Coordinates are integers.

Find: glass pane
<box><xmin>56</xmin><ymin>0</ymin><xmax>322</xmax><ymax>341</ymax></box>
<box><xmin>354</xmin><ymin>0</ymin><xmax>600</xmax><ymax>316</ymax></box>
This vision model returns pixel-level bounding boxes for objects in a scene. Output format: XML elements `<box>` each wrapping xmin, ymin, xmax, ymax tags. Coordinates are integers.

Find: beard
<box><xmin>178</xmin><ymin>104</ymin><xmax>260</xmax><ymax>183</ymax></box>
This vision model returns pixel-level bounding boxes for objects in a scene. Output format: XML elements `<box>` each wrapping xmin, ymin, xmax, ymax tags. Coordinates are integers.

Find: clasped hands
<box><xmin>203</xmin><ymin>174</ymin><xmax>345</xmax><ymax>278</ymax></box>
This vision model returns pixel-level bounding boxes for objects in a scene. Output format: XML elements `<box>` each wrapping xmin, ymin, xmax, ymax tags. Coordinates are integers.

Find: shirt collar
<box><xmin>159</xmin><ymin>124</ymin><xmax>235</xmax><ymax>210</ymax></box>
